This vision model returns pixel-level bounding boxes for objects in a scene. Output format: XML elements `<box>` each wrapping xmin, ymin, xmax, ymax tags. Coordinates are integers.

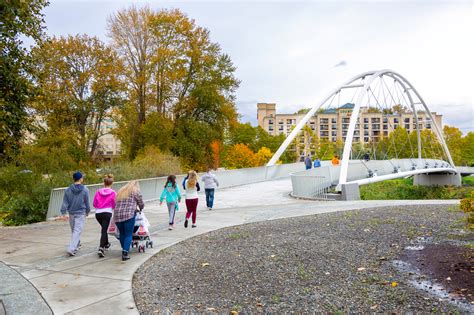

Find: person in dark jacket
<box><xmin>182</xmin><ymin>170</ymin><xmax>201</xmax><ymax>191</ymax></box>
<box><xmin>60</xmin><ymin>172</ymin><xmax>91</xmax><ymax>256</ymax></box>
<box><xmin>304</xmin><ymin>155</ymin><xmax>312</xmax><ymax>170</ymax></box>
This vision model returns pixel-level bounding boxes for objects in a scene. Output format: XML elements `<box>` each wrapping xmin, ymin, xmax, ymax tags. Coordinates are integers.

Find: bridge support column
<box><xmin>413</xmin><ymin>172</ymin><xmax>461</xmax><ymax>187</ymax></box>
<box><xmin>341</xmin><ymin>183</ymin><xmax>360</xmax><ymax>201</ymax></box>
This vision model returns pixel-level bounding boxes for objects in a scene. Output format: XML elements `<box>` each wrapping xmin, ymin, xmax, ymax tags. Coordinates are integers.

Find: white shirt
<box><xmin>184</xmin><ymin>180</ymin><xmax>199</xmax><ymax>199</ymax></box>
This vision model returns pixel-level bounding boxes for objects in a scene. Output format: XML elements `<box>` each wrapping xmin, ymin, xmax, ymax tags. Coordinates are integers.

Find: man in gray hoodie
<box><xmin>60</xmin><ymin>172</ymin><xmax>90</xmax><ymax>256</ymax></box>
<box><xmin>201</xmin><ymin>167</ymin><xmax>219</xmax><ymax>211</ymax></box>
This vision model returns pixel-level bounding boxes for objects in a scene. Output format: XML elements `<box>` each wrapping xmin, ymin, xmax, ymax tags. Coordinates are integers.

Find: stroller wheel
<box><xmin>149</xmin><ymin>241</ymin><xmax>153</xmax><ymax>248</ymax></box>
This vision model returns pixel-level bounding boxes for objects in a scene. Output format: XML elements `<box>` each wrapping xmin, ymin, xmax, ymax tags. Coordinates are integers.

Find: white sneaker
<box><xmin>208</xmin><ymin>207</ymin><xmax>212</xmax><ymax>211</ymax></box>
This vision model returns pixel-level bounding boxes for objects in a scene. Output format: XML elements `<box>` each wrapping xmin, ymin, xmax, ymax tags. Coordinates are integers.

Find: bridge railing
<box><xmin>46</xmin><ymin>162</ymin><xmax>305</xmax><ymax>219</ymax></box>
<box><xmin>290</xmin><ymin>167</ymin><xmax>332</xmax><ymax>199</ymax></box>
<box><xmin>289</xmin><ymin>159</ymin><xmax>453</xmax><ymax>199</ymax></box>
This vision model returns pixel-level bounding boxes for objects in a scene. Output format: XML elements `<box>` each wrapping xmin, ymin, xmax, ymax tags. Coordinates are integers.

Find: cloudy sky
<box><xmin>43</xmin><ymin>0</ymin><xmax>473</xmax><ymax>133</ymax></box>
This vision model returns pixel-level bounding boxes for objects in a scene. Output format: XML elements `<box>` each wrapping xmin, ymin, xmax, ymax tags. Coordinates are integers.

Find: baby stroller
<box><xmin>131</xmin><ymin>210</ymin><xmax>153</xmax><ymax>253</ymax></box>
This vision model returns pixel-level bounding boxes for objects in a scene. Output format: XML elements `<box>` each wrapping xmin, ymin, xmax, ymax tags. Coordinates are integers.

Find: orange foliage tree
<box><xmin>223</xmin><ymin>144</ymin><xmax>255</xmax><ymax>169</ymax></box>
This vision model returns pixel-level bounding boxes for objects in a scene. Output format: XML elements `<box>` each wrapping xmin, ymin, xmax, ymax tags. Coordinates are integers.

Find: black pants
<box><xmin>95</xmin><ymin>212</ymin><xmax>112</xmax><ymax>248</ymax></box>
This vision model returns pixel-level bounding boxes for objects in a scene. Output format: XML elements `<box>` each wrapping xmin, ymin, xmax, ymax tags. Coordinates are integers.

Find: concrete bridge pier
<box><xmin>413</xmin><ymin>172</ymin><xmax>462</xmax><ymax>187</ymax></box>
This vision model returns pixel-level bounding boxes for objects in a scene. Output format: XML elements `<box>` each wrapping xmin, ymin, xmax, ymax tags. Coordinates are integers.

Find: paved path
<box><xmin>0</xmin><ymin>178</ymin><xmax>460</xmax><ymax>314</ymax></box>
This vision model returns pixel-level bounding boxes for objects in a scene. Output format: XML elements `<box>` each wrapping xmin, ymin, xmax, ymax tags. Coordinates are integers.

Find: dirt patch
<box><xmin>401</xmin><ymin>243</ymin><xmax>473</xmax><ymax>302</ymax></box>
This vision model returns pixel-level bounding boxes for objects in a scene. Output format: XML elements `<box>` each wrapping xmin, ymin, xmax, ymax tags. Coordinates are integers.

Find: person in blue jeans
<box><xmin>201</xmin><ymin>167</ymin><xmax>219</xmax><ymax>210</ymax></box>
<box><xmin>113</xmin><ymin>180</ymin><xmax>144</xmax><ymax>261</ymax></box>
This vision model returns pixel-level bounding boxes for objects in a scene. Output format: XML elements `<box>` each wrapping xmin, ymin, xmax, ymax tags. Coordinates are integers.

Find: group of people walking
<box><xmin>304</xmin><ymin>155</ymin><xmax>341</xmax><ymax>170</ymax></box>
<box><xmin>60</xmin><ymin>168</ymin><xmax>219</xmax><ymax>261</ymax></box>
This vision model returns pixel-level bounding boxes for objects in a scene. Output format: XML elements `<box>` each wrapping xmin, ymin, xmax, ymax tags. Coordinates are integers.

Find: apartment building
<box><xmin>257</xmin><ymin>102</ymin><xmax>442</xmax><ymax>157</ymax></box>
<box><xmin>96</xmin><ymin>117</ymin><xmax>121</xmax><ymax>158</ymax></box>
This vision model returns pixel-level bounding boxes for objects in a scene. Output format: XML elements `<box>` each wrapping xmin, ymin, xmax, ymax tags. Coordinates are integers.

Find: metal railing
<box><xmin>46</xmin><ymin>162</ymin><xmax>305</xmax><ymax>219</ymax></box>
<box><xmin>290</xmin><ymin>167</ymin><xmax>332</xmax><ymax>199</ymax></box>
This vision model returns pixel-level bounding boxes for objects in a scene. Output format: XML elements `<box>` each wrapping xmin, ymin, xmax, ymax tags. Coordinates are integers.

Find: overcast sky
<box><xmin>43</xmin><ymin>0</ymin><xmax>473</xmax><ymax>133</ymax></box>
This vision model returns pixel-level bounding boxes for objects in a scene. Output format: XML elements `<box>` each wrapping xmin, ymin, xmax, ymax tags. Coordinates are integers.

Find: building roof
<box><xmin>339</xmin><ymin>103</ymin><xmax>355</xmax><ymax>109</ymax></box>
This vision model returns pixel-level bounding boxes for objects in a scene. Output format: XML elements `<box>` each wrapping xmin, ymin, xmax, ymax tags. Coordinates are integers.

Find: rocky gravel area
<box><xmin>133</xmin><ymin>205</ymin><xmax>473</xmax><ymax>313</ymax></box>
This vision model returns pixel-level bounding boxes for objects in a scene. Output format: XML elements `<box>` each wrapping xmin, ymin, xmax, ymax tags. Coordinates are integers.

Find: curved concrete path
<box><xmin>0</xmin><ymin>178</ymin><xmax>459</xmax><ymax>314</ymax></box>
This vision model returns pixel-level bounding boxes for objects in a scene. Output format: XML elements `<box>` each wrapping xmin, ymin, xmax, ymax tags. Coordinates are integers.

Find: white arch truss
<box><xmin>266</xmin><ymin>69</ymin><xmax>456</xmax><ymax>188</ymax></box>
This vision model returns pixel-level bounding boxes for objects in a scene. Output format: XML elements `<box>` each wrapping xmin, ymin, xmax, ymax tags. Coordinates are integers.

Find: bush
<box><xmin>0</xmin><ymin>166</ymin><xmax>51</xmax><ymax>226</ymax></box>
<box><xmin>460</xmin><ymin>191</ymin><xmax>474</xmax><ymax>228</ymax></box>
<box><xmin>360</xmin><ymin>178</ymin><xmax>474</xmax><ymax>200</ymax></box>
<box><xmin>99</xmin><ymin>146</ymin><xmax>182</xmax><ymax>181</ymax></box>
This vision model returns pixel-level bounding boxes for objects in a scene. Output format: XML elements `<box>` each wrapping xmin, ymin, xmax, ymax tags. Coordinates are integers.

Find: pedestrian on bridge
<box><xmin>313</xmin><ymin>157</ymin><xmax>321</xmax><ymax>168</ymax></box>
<box><xmin>304</xmin><ymin>155</ymin><xmax>312</xmax><ymax>170</ymax></box>
<box><xmin>114</xmin><ymin>181</ymin><xmax>144</xmax><ymax>261</ymax></box>
<box><xmin>201</xmin><ymin>167</ymin><xmax>219</xmax><ymax>211</ymax></box>
<box><xmin>184</xmin><ymin>171</ymin><xmax>199</xmax><ymax>228</ymax></box>
<box><xmin>332</xmin><ymin>155</ymin><xmax>340</xmax><ymax>166</ymax></box>
<box><xmin>93</xmin><ymin>174</ymin><xmax>116</xmax><ymax>258</ymax></box>
<box><xmin>160</xmin><ymin>175</ymin><xmax>181</xmax><ymax>230</ymax></box>
<box><xmin>60</xmin><ymin>172</ymin><xmax>90</xmax><ymax>257</ymax></box>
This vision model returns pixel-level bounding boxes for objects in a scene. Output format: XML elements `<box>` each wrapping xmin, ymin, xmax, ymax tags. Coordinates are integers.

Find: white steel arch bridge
<box><xmin>267</xmin><ymin>70</ymin><xmax>461</xmax><ymax>192</ymax></box>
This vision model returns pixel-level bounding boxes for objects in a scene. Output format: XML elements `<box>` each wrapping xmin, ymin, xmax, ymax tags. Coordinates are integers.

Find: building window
<box><xmin>342</xmin><ymin>118</ymin><xmax>350</xmax><ymax>123</ymax></box>
<box><xmin>426</xmin><ymin>123</ymin><xmax>431</xmax><ymax>129</ymax></box>
<box><xmin>383</xmin><ymin>131</ymin><xmax>388</xmax><ymax>136</ymax></box>
<box><xmin>268</xmin><ymin>119</ymin><xmax>273</xmax><ymax>125</ymax></box>
<box><xmin>394</xmin><ymin>118</ymin><xmax>399</xmax><ymax>123</ymax></box>
<box><xmin>332</xmin><ymin>124</ymin><xmax>337</xmax><ymax>130</ymax></box>
<box><xmin>331</xmin><ymin>118</ymin><xmax>336</xmax><ymax>124</ymax></box>
<box><xmin>372</xmin><ymin>124</ymin><xmax>380</xmax><ymax>130</ymax></box>
<box><xmin>342</xmin><ymin>124</ymin><xmax>349</xmax><ymax>130</ymax></box>
<box><xmin>404</xmin><ymin>118</ymin><xmax>410</xmax><ymax>123</ymax></box>
<box><xmin>311</xmin><ymin>126</ymin><xmax>315</xmax><ymax>130</ymax></box>
<box><xmin>418</xmin><ymin>117</ymin><xmax>423</xmax><ymax>121</ymax></box>
<box><xmin>332</xmin><ymin>137</ymin><xmax>337</xmax><ymax>142</ymax></box>
<box><xmin>353</xmin><ymin>137</ymin><xmax>360</xmax><ymax>142</ymax></box>
<box><xmin>364</xmin><ymin>130</ymin><xmax>369</xmax><ymax>136</ymax></box>
<box><xmin>320</xmin><ymin>125</ymin><xmax>328</xmax><ymax>131</ymax></box>
<box><xmin>383</xmin><ymin>117</ymin><xmax>388</xmax><ymax>123</ymax></box>
<box><xmin>405</xmin><ymin>124</ymin><xmax>410</xmax><ymax>129</ymax></box>
<box><xmin>320</xmin><ymin>131</ymin><xmax>328</xmax><ymax>137</ymax></box>
<box><xmin>364</xmin><ymin>137</ymin><xmax>369</xmax><ymax>142</ymax></box>
<box><xmin>364</xmin><ymin>118</ymin><xmax>369</xmax><ymax>123</ymax></box>
<box><xmin>371</xmin><ymin>118</ymin><xmax>380</xmax><ymax>123</ymax></box>
<box><xmin>279</xmin><ymin>126</ymin><xmax>284</xmax><ymax>131</ymax></box>
<box><xmin>320</xmin><ymin>118</ymin><xmax>329</xmax><ymax>124</ymax></box>
<box><xmin>279</xmin><ymin>120</ymin><xmax>283</xmax><ymax>125</ymax></box>
<box><xmin>332</xmin><ymin>131</ymin><xmax>337</xmax><ymax>136</ymax></box>
<box><xmin>394</xmin><ymin>124</ymin><xmax>399</xmax><ymax>129</ymax></box>
<box><xmin>364</xmin><ymin>124</ymin><xmax>369</xmax><ymax>129</ymax></box>
<box><xmin>383</xmin><ymin>124</ymin><xmax>388</xmax><ymax>130</ymax></box>
<box><xmin>354</xmin><ymin>130</ymin><xmax>360</xmax><ymax>136</ymax></box>
<box><xmin>269</xmin><ymin>126</ymin><xmax>274</xmax><ymax>131</ymax></box>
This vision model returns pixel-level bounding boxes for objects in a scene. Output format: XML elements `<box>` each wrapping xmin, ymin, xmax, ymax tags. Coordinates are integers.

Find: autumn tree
<box><xmin>0</xmin><ymin>0</ymin><xmax>48</xmax><ymax>161</ymax></box>
<box><xmin>223</xmin><ymin>144</ymin><xmax>255</xmax><ymax>169</ymax></box>
<box><xmin>253</xmin><ymin>147</ymin><xmax>273</xmax><ymax>166</ymax></box>
<box><xmin>108</xmin><ymin>7</ymin><xmax>239</xmax><ymax>163</ymax></box>
<box><xmin>31</xmin><ymin>34</ymin><xmax>124</xmax><ymax>156</ymax></box>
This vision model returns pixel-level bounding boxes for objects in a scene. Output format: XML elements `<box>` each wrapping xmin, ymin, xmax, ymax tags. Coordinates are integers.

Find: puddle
<box><xmin>393</xmin><ymin>245</ymin><xmax>474</xmax><ymax>313</ymax></box>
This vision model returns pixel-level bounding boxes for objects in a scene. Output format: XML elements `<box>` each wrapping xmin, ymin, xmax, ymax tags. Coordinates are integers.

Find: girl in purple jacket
<box><xmin>93</xmin><ymin>174</ymin><xmax>116</xmax><ymax>258</ymax></box>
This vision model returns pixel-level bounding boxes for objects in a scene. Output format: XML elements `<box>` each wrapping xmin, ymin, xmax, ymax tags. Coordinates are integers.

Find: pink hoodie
<box><xmin>93</xmin><ymin>188</ymin><xmax>116</xmax><ymax>213</ymax></box>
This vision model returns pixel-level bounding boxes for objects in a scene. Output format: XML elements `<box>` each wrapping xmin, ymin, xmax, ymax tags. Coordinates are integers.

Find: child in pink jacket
<box><xmin>93</xmin><ymin>174</ymin><xmax>116</xmax><ymax>258</ymax></box>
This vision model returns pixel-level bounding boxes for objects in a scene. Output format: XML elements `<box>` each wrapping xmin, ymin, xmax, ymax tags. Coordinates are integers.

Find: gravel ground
<box><xmin>133</xmin><ymin>205</ymin><xmax>473</xmax><ymax>313</ymax></box>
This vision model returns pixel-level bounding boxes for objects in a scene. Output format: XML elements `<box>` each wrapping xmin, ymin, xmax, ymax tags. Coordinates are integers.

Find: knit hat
<box><xmin>73</xmin><ymin>172</ymin><xmax>83</xmax><ymax>182</ymax></box>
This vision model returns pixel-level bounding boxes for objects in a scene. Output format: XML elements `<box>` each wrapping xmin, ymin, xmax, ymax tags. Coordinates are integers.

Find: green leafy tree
<box><xmin>0</xmin><ymin>0</ymin><xmax>48</xmax><ymax>161</ymax></box>
<box><xmin>461</xmin><ymin>132</ymin><xmax>474</xmax><ymax>166</ymax></box>
<box><xmin>443</xmin><ymin>125</ymin><xmax>463</xmax><ymax>165</ymax></box>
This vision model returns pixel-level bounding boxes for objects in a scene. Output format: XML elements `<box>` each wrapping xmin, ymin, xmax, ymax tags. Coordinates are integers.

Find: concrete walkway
<box><xmin>0</xmin><ymin>178</ymin><xmax>459</xmax><ymax>314</ymax></box>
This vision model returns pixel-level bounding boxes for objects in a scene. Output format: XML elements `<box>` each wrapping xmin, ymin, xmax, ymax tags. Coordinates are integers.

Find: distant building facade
<box><xmin>257</xmin><ymin>102</ymin><xmax>443</xmax><ymax>159</ymax></box>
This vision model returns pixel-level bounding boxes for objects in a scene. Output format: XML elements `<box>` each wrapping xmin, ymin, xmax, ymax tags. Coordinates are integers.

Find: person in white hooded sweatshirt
<box><xmin>200</xmin><ymin>167</ymin><xmax>219</xmax><ymax>210</ymax></box>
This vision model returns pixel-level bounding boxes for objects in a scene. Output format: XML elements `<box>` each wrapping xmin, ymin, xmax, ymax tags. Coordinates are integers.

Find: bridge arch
<box><xmin>266</xmin><ymin>70</ymin><xmax>456</xmax><ymax>188</ymax></box>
